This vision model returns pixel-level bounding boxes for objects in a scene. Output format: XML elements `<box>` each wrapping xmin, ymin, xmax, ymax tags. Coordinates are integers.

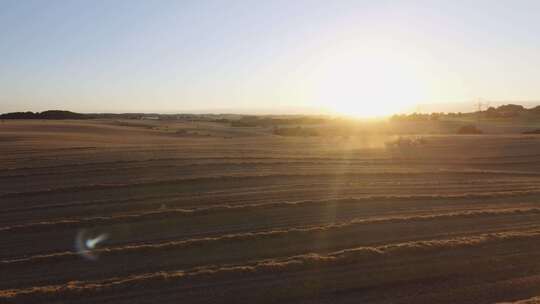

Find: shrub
<box><xmin>457</xmin><ymin>125</ymin><xmax>482</xmax><ymax>134</ymax></box>
<box><xmin>385</xmin><ymin>136</ymin><xmax>427</xmax><ymax>149</ymax></box>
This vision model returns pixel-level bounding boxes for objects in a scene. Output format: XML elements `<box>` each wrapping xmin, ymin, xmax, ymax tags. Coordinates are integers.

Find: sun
<box><xmin>309</xmin><ymin>45</ymin><xmax>428</xmax><ymax>118</ymax></box>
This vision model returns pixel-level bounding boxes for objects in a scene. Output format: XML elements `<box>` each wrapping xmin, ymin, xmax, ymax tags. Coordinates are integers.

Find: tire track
<box><xmin>4</xmin><ymin>207</ymin><xmax>540</xmax><ymax>266</ymax></box>
<box><xmin>4</xmin><ymin>228</ymin><xmax>540</xmax><ymax>302</ymax></box>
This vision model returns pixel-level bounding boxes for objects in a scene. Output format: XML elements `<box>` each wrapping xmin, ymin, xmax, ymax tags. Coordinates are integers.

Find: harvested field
<box><xmin>3</xmin><ymin>119</ymin><xmax>540</xmax><ymax>303</ymax></box>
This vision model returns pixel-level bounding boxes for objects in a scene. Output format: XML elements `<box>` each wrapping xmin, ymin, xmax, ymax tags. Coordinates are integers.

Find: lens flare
<box><xmin>75</xmin><ymin>229</ymin><xmax>108</xmax><ymax>261</ymax></box>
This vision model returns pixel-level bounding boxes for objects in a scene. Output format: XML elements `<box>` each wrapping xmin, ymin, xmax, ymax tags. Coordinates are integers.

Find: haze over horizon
<box><xmin>2</xmin><ymin>0</ymin><xmax>540</xmax><ymax>117</ymax></box>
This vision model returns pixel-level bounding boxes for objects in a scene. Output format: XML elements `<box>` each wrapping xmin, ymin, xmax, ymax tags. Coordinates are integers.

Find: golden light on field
<box><xmin>310</xmin><ymin>44</ymin><xmax>429</xmax><ymax>118</ymax></box>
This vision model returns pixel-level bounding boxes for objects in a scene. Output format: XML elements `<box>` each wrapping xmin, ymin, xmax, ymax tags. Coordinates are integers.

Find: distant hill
<box><xmin>0</xmin><ymin>111</ymin><xmax>237</xmax><ymax>120</ymax></box>
<box><xmin>2</xmin><ymin>104</ymin><xmax>540</xmax><ymax>121</ymax></box>
<box><xmin>0</xmin><ymin>110</ymin><xmax>89</xmax><ymax>120</ymax></box>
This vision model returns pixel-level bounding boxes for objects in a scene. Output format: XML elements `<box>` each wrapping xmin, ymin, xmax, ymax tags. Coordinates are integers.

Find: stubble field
<box><xmin>3</xmin><ymin>119</ymin><xmax>540</xmax><ymax>303</ymax></box>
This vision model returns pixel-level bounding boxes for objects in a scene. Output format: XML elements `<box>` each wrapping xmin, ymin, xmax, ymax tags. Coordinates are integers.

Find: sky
<box><xmin>1</xmin><ymin>0</ymin><xmax>540</xmax><ymax>116</ymax></box>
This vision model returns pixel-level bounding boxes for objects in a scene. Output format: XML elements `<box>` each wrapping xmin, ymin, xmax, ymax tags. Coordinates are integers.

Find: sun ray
<box><xmin>310</xmin><ymin>44</ymin><xmax>429</xmax><ymax>117</ymax></box>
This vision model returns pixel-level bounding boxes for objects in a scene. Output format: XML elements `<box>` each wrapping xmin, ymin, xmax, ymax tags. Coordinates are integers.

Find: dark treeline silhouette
<box><xmin>2</xmin><ymin>104</ymin><xmax>539</xmax><ymax>122</ymax></box>
<box><xmin>391</xmin><ymin>104</ymin><xmax>540</xmax><ymax>121</ymax></box>
<box><xmin>0</xmin><ymin>110</ymin><xmax>89</xmax><ymax>120</ymax></box>
<box><xmin>0</xmin><ymin>111</ymin><xmax>237</xmax><ymax>121</ymax></box>
<box><xmin>457</xmin><ymin>125</ymin><xmax>483</xmax><ymax>134</ymax></box>
<box><xmin>230</xmin><ymin>116</ymin><xmax>328</xmax><ymax>127</ymax></box>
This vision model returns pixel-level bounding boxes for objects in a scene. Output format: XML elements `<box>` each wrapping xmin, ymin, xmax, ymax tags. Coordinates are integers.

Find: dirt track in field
<box><xmin>3</xmin><ymin>119</ymin><xmax>540</xmax><ymax>303</ymax></box>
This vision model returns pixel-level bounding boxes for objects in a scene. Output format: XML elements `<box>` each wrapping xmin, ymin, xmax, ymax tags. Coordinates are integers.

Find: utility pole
<box><xmin>475</xmin><ymin>98</ymin><xmax>490</xmax><ymax>122</ymax></box>
<box><xmin>476</xmin><ymin>98</ymin><xmax>484</xmax><ymax>113</ymax></box>
<box><xmin>476</xmin><ymin>98</ymin><xmax>483</xmax><ymax>122</ymax></box>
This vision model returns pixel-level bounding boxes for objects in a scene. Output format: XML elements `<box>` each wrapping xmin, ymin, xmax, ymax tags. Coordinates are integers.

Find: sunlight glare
<box><xmin>311</xmin><ymin>45</ymin><xmax>429</xmax><ymax>117</ymax></box>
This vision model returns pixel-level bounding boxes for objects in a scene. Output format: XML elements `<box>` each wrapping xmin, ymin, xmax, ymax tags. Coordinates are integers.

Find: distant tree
<box><xmin>0</xmin><ymin>110</ymin><xmax>89</xmax><ymax>120</ymax></box>
<box><xmin>529</xmin><ymin>106</ymin><xmax>540</xmax><ymax>115</ymax></box>
<box><xmin>494</xmin><ymin>104</ymin><xmax>525</xmax><ymax>118</ymax></box>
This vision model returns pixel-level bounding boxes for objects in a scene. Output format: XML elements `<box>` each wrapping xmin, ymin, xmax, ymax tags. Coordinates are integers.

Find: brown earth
<box><xmin>2</xmin><ymin>119</ymin><xmax>540</xmax><ymax>303</ymax></box>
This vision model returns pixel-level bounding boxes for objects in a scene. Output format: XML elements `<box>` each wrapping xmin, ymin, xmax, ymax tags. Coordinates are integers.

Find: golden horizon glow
<box><xmin>309</xmin><ymin>43</ymin><xmax>430</xmax><ymax>118</ymax></box>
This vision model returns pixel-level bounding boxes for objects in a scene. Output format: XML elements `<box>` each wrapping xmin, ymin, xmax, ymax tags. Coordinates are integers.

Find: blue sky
<box><xmin>1</xmin><ymin>0</ymin><xmax>540</xmax><ymax>115</ymax></box>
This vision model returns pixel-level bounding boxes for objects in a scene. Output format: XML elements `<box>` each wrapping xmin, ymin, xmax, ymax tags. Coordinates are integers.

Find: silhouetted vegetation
<box><xmin>391</xmin><ymin>104</ymin><xmax>540</xmax><ymax>121</ymax></box>
<box><xmin>390</xmin><ymin>112</ymin><xmax>447</xmax><ymax>121</ymax></box>
<box><xmin>2</xmin><ymin>104</ymin><xmax>540</xmax><ymax>127</ymax></box>
<box><xmin>483</xmin><ymin>104</ymin><xmax>526</xmax><ymax>119</ymax></box>
<box><xmin>385</xmin><ymin>136</ymin><xmax>427</xmax><ymax>149</ymax></box>
<box><xmin>457</xmin><ymin>125</ymin><xmax>483</xmax><ymax>134</ymax></box>
<box><xmin>0</xmin><ymin>110</ymin><xmax>89</xmax><ymax>120</ymax></box>
<box><xmin>231</xmin><ymin>116</ymin><xmax>328</xmax><ymax>127</ymax></box>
